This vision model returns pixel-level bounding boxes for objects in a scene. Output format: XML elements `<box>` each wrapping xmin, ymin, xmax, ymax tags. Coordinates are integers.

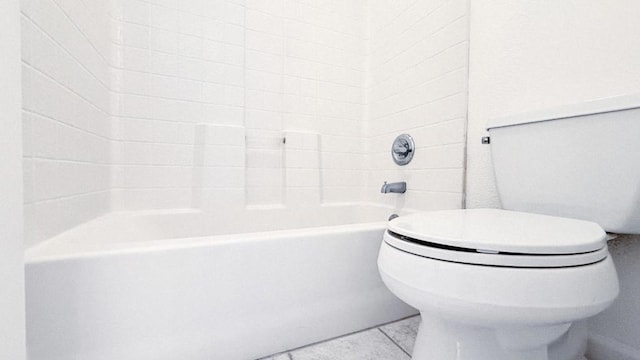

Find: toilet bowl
<box><xmin>378</xmin><ymin>209</ymin><xmax>618</xmax><ymax>360</ymax></box>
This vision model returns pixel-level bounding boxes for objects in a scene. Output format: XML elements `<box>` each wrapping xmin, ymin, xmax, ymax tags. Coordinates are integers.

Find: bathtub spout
<box><xmin>381</xmin><ymin>181</ymin><xmax>406</xmax><ymax>194</ymax></box>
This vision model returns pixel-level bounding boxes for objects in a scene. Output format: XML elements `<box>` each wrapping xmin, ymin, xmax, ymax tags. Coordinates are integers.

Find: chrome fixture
<box><xmin>388</xmin><ymin>214</ymin><xmax>399</xmax><ymax>221</ymax></box>
<box><xmin>381</xmin><ymin>181</ymin><xmax>406</xmax><ymax>194</ymax></box>
<box><xmin>391</xmin><ymin>134</ymin><xmax>415</xmax><ymax>165</ymax></box>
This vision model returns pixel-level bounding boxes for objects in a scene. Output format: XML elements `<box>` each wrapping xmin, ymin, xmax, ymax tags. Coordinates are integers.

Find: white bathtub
<box><xmin>25</xmin><ymin>205</ymin><xmax>416</xmax><ymax>360</ymax></box>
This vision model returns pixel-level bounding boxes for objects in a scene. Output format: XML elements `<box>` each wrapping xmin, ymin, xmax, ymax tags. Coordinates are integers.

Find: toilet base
<box><xmin>412</xmin><ymin>314</ymin><xmax>587</xmax><ymax>360</ymax></box>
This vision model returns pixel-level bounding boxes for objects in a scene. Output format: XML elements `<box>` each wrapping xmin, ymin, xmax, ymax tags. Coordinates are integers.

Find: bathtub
<box><xmin>25</xmin><ymin>205</ymin><xmax>416</xmax><ymax>360</ymax></box>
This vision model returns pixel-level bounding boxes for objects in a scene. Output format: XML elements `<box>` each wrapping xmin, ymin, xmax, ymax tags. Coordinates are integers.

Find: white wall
<box><xmin>0</xmin><ymin>0</ymin><xmax>26</xmax><ymax>357</ymax></box>
<box><xmin>467</xmin><ymin>1</ymin><xmax>640</xmax><ymax>358</ymax></box>
<box><xmin>109</xmin><ymin>0</ymin><xmax>247</xmax><ymax>210</ymax></box>
<box><xmin>110</xmin><ymin>0</ymin><xmax>368</xmax><ymax>210</ymax></box>
<box><xmin>22</xmin><ymin>0</ymin><xmax>471</xmax><ymax>246</ymax></box>
<box><xmin>21</xmin><ymin>0</ymin><xmax>369</xmax><ymax>244</ymax></box>
<box><xmin>21</xmin><ymin>0</ymin><xmax>112</xmax><ymax>247</ymax></box>
<box><xmin>366</xmin><ymin>0</ymin><xmax>469</xmax><ymax>212</ymax></box>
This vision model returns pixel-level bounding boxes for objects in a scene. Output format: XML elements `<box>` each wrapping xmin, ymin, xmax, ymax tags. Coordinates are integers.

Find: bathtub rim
<box><xmin>25</xmin><ymin>220</ymin><xmax>389</xmax><ymax>265</ymax></box>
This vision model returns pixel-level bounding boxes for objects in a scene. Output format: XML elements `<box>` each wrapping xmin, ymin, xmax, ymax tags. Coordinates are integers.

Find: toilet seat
<box><xmin>386</xmin><ymin>209</ymin><xmax>608</xmax><ymax>268</ymax></box>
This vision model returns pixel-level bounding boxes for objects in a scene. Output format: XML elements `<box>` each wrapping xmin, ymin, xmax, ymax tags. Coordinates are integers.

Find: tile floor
<box><xmin>259</xmin><ymin>315</ymin><xmax>420</xmax><ymax>360</ymax></box>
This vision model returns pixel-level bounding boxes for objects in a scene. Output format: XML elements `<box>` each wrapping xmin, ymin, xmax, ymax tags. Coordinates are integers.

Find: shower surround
<box><xmin>21</xmin><ymin>0</ymin><xmax>469</xmax><ymax>358</ymax></box>
<box><xmin>108</xmin><ymin>0</ymin><xmax>369</xmax><ymax>212</ymax></box>
<box><xmin>22</xmin><ymin>0</ymin><xmax>469</xmax><ymax>246</ymax></box>
<box><xmin>22</xmin><ymin>0</ymin><xmax>375</xmax><ymax>246</ymax></box>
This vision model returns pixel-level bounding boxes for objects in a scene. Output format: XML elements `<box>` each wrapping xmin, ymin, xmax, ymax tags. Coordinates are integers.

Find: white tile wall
<box><xmin>284</xmin><ymin>131</ymin><xmax>321</xmax><ymax>206</ymax></box>
<box><xmin>110</xmin><ymin>0</ymin><xmax>247</xmax><ymax>210</ymax></box>
<box><xmin>191</xmin><ymin>124</ymin><xmax>246</xmax><ymax>210</ymax></box>
<box><xmin>21</xmin><ymin>0</ymin><xmax>111</xmax><ymax>247</ymax></box>
<box><xmin>22</xmin><ymin>0</ymin><xmax>468</xmax><ymax>245</ymax></box>
<box><xmin>112</xmin><ymin>0</ymin><xmax>368</xmax><ymax>209</ymax></box>
<box><xmin>365</xmin><ymin>0</ymin><xmax>469</xmax><ymax>212</ymax></box>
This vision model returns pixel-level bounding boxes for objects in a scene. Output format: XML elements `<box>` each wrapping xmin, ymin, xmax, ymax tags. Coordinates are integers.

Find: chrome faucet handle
<box><xmin>393</xmin><ymin>143</ymin><xmax>410</xmax><ymax>156</ymax></box>
<box><xmin>391</xmin><ymin>134</ymin><xmax>415</xmax><ymax>165</ymax></box>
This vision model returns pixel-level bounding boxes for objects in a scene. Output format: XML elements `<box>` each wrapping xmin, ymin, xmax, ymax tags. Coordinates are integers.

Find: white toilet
<box><xmin>378</xmin><ymin>95</ymin><xmax>640</xmax><ymax>360</ymax></box>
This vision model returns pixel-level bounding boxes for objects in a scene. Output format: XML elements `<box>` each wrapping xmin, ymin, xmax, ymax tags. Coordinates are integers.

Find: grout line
<box><xmin>114</xmin><ymin>25</ymin><xmax>365</xmax><ymax>71</ymax></box>
<box><xmin>377</xmin><ymin>328</ymin><xmax>412</xmax><ymax>358</ymax></box>
<box><xmin>274</xmin><ymin>323</ymin><xmax>394</xmax><ymax>356</ymax></box>
<box><xmin>22</xmin><ymin>109</ymin><xmax>111</xmax><ymax>142</ymax></box>
<box><xmin>128</xmin><ymin>0</ymin><xmax>364</xmax><ymax>41</ymax></box>
<box><xmin>22</xmin><ymin>62</ymin><xmax>110</xmax><ymax>117</ymax></box>
<box><xmin>111</xmin><ymin>44</ymin><xmax>364</xmax><ymax>86</ymax></box>
<box><xmin>113</xmin><ymin>24</ymin><xmax>364</xmax><ymax>68</ymax></box>
<box><xmin>29</xmin><ymin>189</ymin><xmax>111</xmax><ymax>205</ymax></box>
<box><xmin>372</xmin><ymin>11</ymin><xmax>466</xmax><ymax>74</ymax></box>
<box><xmin>110</xmin><ymin>88</ymin><xmax>363</xmax><ymax>115</ymax></box>
<box><xmin>48</xmin><ymin>0</ymin><xmax>111</xmax><ymax>66</ymax></box>
<box><xmin>369</xmin><ymin>115</ymin><xmax>465</xmax><ymax>134</ymax></box>
<box><xmin>369</xmin><ymin>39</ymin><xmax>467</xmax><ymax>89</ymax></box>
<box><xmin>253</xmin><ymin>318</ymin><xmax>421</xmax><ymax>360</ymax></box>
<box><xmin>368</xmin><ymin>89</ymin><xmax>465</xmax><ymax>122</ymax></box>
<box><xmin>369</xmin><ymin>0</ymin><xmax>424</xmax><ymax>43</ymax></box>
<box><xmin>370</xmin><ymin>0</ymin><xmax>451</xmax><ymax>66</ymax></box>
<box><xmin>370</xmin><ymin>67</ymin><xmax>466</xmax><ymax>112</ymax></box>
<box><xmin>21</xmin><ymin>12</ymin><xmax>110</xmax><ymax>90</ymax></box>
<box><xmin>29</xmin><ymin>156</ymin><xmax>110</xmax><ymax>166</ymax></box>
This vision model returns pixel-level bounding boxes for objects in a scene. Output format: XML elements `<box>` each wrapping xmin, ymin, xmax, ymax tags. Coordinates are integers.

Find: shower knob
<box><xmin>391</xmin><ymin>134</ymin><xmax>415</xmax><ymax>165</ymax></box>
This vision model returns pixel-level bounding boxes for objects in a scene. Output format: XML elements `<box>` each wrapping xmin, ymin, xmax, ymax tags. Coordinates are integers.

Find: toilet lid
<box><xmin>386</xmin><ymin>209</ymin><xmax>608</xmax><ymax>267</ymax></box>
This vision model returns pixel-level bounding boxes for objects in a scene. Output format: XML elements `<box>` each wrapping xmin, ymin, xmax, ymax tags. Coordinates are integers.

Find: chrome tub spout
<box><xmin>381</xmin><ymin>181</ymin><xmax>406</xmax><ymax>194</ymax></box>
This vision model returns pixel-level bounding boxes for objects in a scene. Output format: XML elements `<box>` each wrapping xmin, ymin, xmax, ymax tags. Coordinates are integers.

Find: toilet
<box><xmin>378</xmin><ymin>95</ymin><xmax>640</xmax><ymax>360</ymax></box>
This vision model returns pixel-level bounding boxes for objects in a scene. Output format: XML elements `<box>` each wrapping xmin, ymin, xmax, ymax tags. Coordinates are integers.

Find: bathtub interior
<box><xmin>25</xmin><ymin>203</ymin><xmax>400</xmax><ymax>262</ymax></box>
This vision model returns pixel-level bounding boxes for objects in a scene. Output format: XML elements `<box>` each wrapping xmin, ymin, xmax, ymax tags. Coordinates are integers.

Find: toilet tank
<box><xmin>487</xmin><ymin>95</ymin><xmax>640</xmax><ymax>234</ymax></box>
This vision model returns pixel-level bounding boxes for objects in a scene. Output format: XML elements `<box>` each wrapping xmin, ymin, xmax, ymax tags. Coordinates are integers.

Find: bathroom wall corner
<box><xmin>0</xmin><ymin>0</ymin><xmax>26</xmax><ymax>357</ymax></box>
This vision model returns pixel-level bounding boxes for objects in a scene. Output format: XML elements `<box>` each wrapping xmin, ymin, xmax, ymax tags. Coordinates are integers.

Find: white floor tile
<box><xmin>290</xmin><ymin>328</ymin><xmax>410</xmax><ymax>360</ymax></box>
<box><xmin>379</xmin><ymin>315</ymin><xmax>421</xmax><ymax>354</ymax></box>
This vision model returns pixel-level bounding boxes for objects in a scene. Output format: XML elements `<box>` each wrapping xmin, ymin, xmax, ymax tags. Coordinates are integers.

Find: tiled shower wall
<box><xmin>21</xmin><ymin>0</ymin><xmax>469</xmax><ymax>246</ymax></box>
<box><xmin>21</xmin><ymin>0</ymin><xmax>112</xmax><ymax>247</ymax></box>
<box><xmin>365</xmin><ymin>0</ymin><xmax>469</xmax><ymax>212</ymax></box>
<box><xmin>110</xmin><ymin>0</ymin><xmax>246</xmax><ymax>210</ymax></box>
<box><xmin>110</xmin><ymin>0</ymin><xmax>368</xmax><ymax>210</ymax></box>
